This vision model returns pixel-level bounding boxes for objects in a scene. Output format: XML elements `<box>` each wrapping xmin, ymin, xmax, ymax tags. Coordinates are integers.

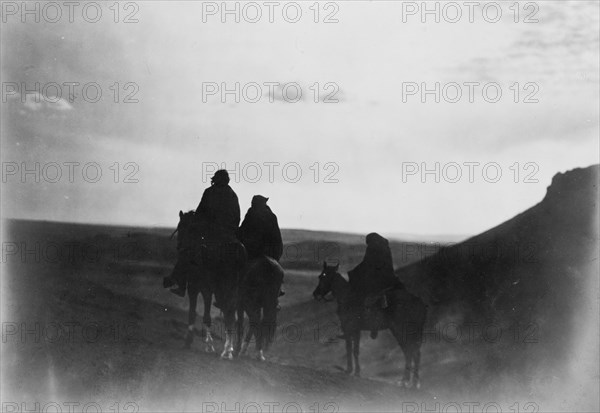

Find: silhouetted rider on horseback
<box><xmin>239</xmin><ymin>195</ymin><xmax>282</xmax><ymax>261</ymax></box>
<box><xmin>195</xmin><ymin>169</ymin><xmax>240</xmax><ymax>243</ymax></box>
<box><xmin>238</xmin><ymin>195</ymin><xmax>285</xmax><ymax>303</ymax></box>
<box><xmin>165</xmin><ymin>169</ymin><xmax>241</xmax><ymax>297</ymax></box>
<box><xmin>348</xmin><ymin>232</ymin><xmax>403</xmax><ymax>338</ymax></box>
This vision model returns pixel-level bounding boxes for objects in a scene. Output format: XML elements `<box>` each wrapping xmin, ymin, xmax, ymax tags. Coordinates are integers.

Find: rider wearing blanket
<box><xmin>239</xmin><ymin>195</ymin><xmax>282</xmax><ymax>261</ymax></box>
<box><xmin>196</xmin><ymin>169</ymin><xmax>241</xmax><ymax>243</ymax></box>
<box><xmin>348</xmin><ymin>232</ymin><xmax>404</xmax><ymax>338</ymax></box>
<box><xmin>166</xmin><ymin>169</ymin><xmax>241</xmax><ymax>297</ymax></box>
<box><xmin>238</xmin><ymin>195</ymin><xmax>285</xmax><ymax>304</ymax></box>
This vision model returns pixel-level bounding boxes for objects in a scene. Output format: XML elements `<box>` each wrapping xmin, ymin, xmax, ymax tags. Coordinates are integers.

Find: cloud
<box><xmin>22</xmin><ymin>92</ymin><xmax>73</xmax><ymax>112</ymax></box>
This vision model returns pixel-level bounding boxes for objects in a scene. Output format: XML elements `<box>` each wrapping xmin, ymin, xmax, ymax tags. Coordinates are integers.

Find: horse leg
<box><xmin>259</xmin><ymin>290</ymin><xmax>278</xmax><ymax>360</ymax></box>
<box><xmin>399</xmin><ymin>344</ymin><xmax>412</xmax><ymax>388</ymax></box>
<box><xmin>353</xmin><ymin>331</ymin><xmax>361</xmax><ymax>377</ymax></box>
<box><xmin>240</xmin><ymin>304</ymin><xmax>259</xmax><ymax>357</ymax></box>
<box><xmin>185</xmin><ymin>290</ymin><xmax>198</xmax><ymax>349</ymax></box>
<box><xmin>234</xmin><ymin>304</ymin><xmax>245</xmax><ymax>355</ymax></box>
<box><xmin>221</xmin><ymin>332</ymin><xmax>233</xmax><ymax>359</ymax></box>
<box><xmin>256</xmin><ymin>308</ymin><xmax>266</xmax><ymax>362</ymax></box>
<box><xmin>201</xmin><ymin>288</ymin><xmax>215</xmax><ymax>353</ymax></box>
<box><xmin>239</xmin><ymin>330</ymin><xmax>251</xmax><ymax>357</ymax></box>
<box><xmin>213</xmin><ymin>267</ymin><xmax>235</xmax><ymax>360</ymax></box>
<box><xmin>220</xmin><ymin>313</ymin><xmax>235</xmax><ymax>360</ymax></box>
<box><xmin>344</xmin><ymin>334</ymin><xmax>353</xmax><ymax>374</ymax></box>
<box><xmin>390</xmin><ymin>324</ymin><xmax>412</xmax><ymax>387</ymax></box>
<box><xmin>240</xmin><ymin>323</ymin><xmax>255</xmax><ymax>357</ymax></box>
<box><xmin>412</xmin><ymin>346</ymin><xmax>421</xmax><ymax>389</ymax></box>
<box><xmin>220</xmin><ymin>304</ymin><xmax>236</xmax><ymax>360</ymax></box>
<box><xmin>413</xmin><ymin>315</ymin><xmax>425</xmax><ymax>390</ymax></box>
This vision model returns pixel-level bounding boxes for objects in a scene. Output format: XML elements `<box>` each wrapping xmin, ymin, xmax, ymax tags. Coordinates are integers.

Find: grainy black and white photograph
<box><xmin>1</xmin><ymin>1</ymin><xmax>599</xmax><ymax>412</ymax></box>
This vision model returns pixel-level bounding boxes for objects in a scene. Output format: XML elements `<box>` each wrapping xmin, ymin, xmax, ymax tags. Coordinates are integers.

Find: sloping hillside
<box><xmin>397</xmin><ymin>164</ymin><xmax>599</xmax><ymax>403</ymax></box>
<box><xmin>398</xmin><ymin>165</ymin><xmax>598</xmax><ymax>321</ymax></box>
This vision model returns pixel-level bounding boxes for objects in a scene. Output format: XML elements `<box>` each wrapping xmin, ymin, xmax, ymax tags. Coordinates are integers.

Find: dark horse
<box><xmin>170</xmin><ymin>210</ymin><xmax>246</xmax><ymax>359</ymax></box>
<box><xmin>312</xmin><ymin>262</ymin><xmax>427</xmax><ymax>388</ymax></box>
<box><xmin>236</xmin><ymin>256</ymin><xmax>284</xmax><ymax>360</ymax></box>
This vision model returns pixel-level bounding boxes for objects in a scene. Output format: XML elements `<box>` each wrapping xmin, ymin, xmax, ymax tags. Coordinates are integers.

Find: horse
<box><xmin>235</xmin><ymin>255</ymin><xmax>285</xmax><ymax>360</ymax></box>
<box><xmin>312</xmin><ymin>262</ymin><xmax>427</xmax><ymax>388</ymax></box>
<box><xmin>170</xmin><ymin>210</ymin><xmax>246</xmax><ymax>359</ymax></box>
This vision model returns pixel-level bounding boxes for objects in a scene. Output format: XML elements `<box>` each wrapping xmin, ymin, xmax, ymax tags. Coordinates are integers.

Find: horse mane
<box><xmin>336</xmin><ymin>271</ymin><xmax>350</xmax><ymax>283</ymax></box>
<box><xmin>174</xmin><ymin>210</ymin><xmax>204</xmax><ymax>246</ymax></box>
<box><xmin>329</xmin><ymin>270</ymin><xmax>351</xmax><ymax>293</ymax></box>
<box><xmin>329</xmin><ymin>270</ymin><xmax>362</xmax><ymax>305</ymax></box>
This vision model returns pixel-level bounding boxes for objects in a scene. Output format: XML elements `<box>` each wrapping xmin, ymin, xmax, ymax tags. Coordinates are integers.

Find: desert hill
<box><xmin>396</xmin><ymin>164</ymin><xmax>599</xmax><ymax>404</ymax></box>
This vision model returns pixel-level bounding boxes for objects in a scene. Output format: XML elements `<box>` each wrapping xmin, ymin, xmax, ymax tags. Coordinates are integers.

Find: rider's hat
<box><xmin>251</xmin><ymin>195</ymin><xmax>269</xmax><ymax>206</ymax></box>
<box><xmin>366</xmin><ymin>232</ymin><xmax>389</xmax><ymax>247</ymax></box>
<box><xmin>211</xmin><ymin>169</ymin><xmax>230</xmax><ymax>185</ymax></box>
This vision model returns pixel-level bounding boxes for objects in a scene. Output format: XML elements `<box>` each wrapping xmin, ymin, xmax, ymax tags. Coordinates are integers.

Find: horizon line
<box><xmin>0</xmin><ymin>216</ymin><xmax>471</xmax><ymax>243</ymax></box>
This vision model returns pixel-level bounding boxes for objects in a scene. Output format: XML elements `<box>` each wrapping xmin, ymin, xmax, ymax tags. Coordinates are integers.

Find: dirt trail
<box><xmin>2</xmin><ymin>258</ymin><xmax>433</xmax><ymax>412</ymax></box>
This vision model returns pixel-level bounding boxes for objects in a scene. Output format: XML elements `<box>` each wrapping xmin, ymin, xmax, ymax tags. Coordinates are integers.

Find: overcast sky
<box><xmin>2</xmin><ymin>1</ymin><xmax>599</xmax><ymax>237</ymax></box>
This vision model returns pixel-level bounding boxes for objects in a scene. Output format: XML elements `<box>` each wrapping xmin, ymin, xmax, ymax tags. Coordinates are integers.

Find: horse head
<box><xmin>172</xmin><ymin>210</ymin><xmax>204</xmax><ymax>251</ymax></box>
<box><xmin>313</xmin><ymin>261</ymin><xmax>340</xmax><ymax>302</ymax></box>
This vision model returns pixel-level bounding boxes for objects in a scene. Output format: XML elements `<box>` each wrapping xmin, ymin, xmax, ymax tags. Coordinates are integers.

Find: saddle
<box><xmin>362</xmin><ymin>285</ymin><xmax>406</xmax><ymax>332</ymax></box>
<box><xmin>364</xmin><ymin>285</ymin><xmax>403</xmax><ymax>310</ymax></box>
<box><xmin>365</xmin><ymin>293</ymin><xmax>388</xmax><ymax>310</ymax></box>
